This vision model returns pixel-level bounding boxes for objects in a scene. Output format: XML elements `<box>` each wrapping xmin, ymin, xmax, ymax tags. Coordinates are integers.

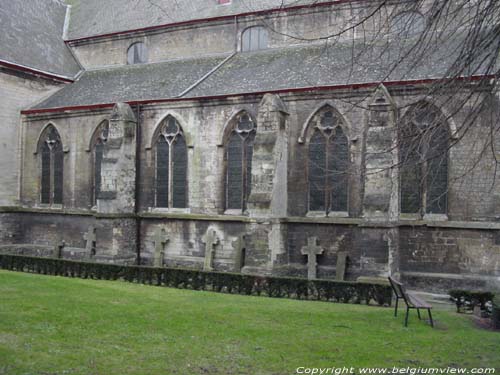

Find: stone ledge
<box><xmin>401</xmin><ymin>271</ymin><xmax>500</xmax><ymax>282</ymax></box>
<box><xmin>139</xmin><ymin>212</ymin><xmax>252</xmax><ymax>222</ymax></box>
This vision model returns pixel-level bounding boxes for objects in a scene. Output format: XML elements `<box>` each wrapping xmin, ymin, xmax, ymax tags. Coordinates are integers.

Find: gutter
<box><xmin>65</xmin><ymin>0</ymin><xmax>363</xmax><ymax>44</ymax></box>
<box><xmin>0</xmin><ymin>60</ymin><xmax>75</xmax><ymax>83</ymax></box>
<box><xmin>20</xmin><ymin>75</ymin><xmax>495</xmax><ymax>116</ymax></box>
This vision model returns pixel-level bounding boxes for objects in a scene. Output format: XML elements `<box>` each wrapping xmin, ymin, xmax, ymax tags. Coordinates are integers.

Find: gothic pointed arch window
<box><xmin>90</xmin><ymin>120</ymin><xmax>109</xmax><ymax>206</ymax></box>
<box><xmin>225</xmin><ymin>112</ymin><xmax>256</xmax><ymax>211</ymax></box>
<box><xmin>307</xmin><ymin>107</ymin><xmax>349</xmax><ymax>214</ymax></box>
<box><xmin>399</xmin><ymin>102</ymin><xmax>449</xmax><ymax>215</ymax></box>
<box><xmin>154</xmin><ymin>115</ymin><xmax>188</xmax><ymax>208</ymax></box>
<box><xmin>38</xmin><ymin>125</ymin><xmax>64</xmax><ymax>205</ymax></box>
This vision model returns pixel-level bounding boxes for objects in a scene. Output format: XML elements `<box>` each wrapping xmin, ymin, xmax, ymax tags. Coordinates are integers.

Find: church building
<box><xmin>1</xmin><ymin>0</ymin><xmax>499</xmax><ymax>292</ymax></box>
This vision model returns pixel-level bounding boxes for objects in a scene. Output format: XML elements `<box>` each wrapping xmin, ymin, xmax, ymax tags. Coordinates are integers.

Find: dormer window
<box><xmin>241</xmin><ymin>26</ymin><xmax>268</xmax><ymax>52</ymax></box>
<box><xmin>127</xmin><ymin>42</ymin><xmax>148</xmax><ymax>64</ymax></box>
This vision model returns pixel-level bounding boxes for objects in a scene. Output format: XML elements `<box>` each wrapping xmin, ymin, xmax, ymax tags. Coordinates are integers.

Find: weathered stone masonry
<box><xmin>1</xmin><ymin>0</ymin><xmax>499</xmax><ymax>293</ymax></box>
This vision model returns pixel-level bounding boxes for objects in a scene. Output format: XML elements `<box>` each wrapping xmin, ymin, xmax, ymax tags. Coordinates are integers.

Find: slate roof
<box><xmin>32</xmin><ymin>55</ymin><xmax>229</xmax><ymax>109</ymax></box>
<box><xmin>32</xmin><ymin>30</ymin><xmax>492</xmax><ymax>110</ymax></box>
<box><xmin>0</xmin><ymin>0</ymin><xmax>80</xmax><ymax>78</ymax></box>
<box><xmin>65</xmin><ymin>0</ymin><xmax>322</xmax><ymax>40</ymax></box>
<box><xmin>186</xmin><ymin>36</ymin><xmax>475</xmax><ymax>97</ymax></box>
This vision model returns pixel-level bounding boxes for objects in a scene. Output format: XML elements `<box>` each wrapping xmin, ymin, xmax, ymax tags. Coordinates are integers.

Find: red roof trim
<box><xmin>0</xmin><ymin>61</ymin><xmax>74</xmax><ymax>83</ymax></box>
<box><xmin>21</xmin><ymin>75</ymin><xmax>494</xmax><ymax>115</ymax></box>
<box><xmin>65</xmin><ymin>0</ymin><xmax>360</xmax><ymax>43</ymax></box>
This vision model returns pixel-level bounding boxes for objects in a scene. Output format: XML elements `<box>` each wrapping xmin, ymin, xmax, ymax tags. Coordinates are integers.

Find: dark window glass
<box><xmin>308</xmin><ymin>130</ymin><xmax>326</xmax><ymax>211</ymax></box>
<box><xmin>41</xmin><ymin>142</ymin><xmax>51</xmax><ymax>204</ymax></box>
<box><xmin>156</xmin><ymin>137</ymin><xmax>169</xmax><ymax>208</ymax></box>
<box><xmin>329</xmin><ymin>126</ymin><xmax>349</xmax><ymax>212</ymax></box>
<box><xmin>53</xmin><ymin>142</ymin><xmax>64</xmax><ymax>204</ymax></box>
<box><xmin>172</xmin><ymin>135</ymin><xmax>187</xmax><ymax>208</ymax></box>
<box><xmin>227</xmin><ymin>132</ymin><xmax>244</xmax><ymax>210</ymax></box>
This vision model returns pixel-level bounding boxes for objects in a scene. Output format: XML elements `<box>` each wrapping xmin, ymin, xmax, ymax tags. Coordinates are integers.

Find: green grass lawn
<box><xmin>0</xmin><ymin>270</ymin><xmax>498</xmax><ymax>375</ymax></box>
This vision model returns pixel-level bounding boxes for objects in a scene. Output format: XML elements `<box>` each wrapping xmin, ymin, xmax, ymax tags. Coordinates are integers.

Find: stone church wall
<box><xmin>0</xmin><ymin>71</ymin><xmax>62</xmax><ymax>206</ymax></box>
<box><xmin>4</xmin><ymin>87</ymin><xmax>500</xmax><ymax>292</ymax></box>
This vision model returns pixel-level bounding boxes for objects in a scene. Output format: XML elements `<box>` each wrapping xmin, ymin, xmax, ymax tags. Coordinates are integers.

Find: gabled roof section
<box><xmin>65</xmin><ymin>0</ymin><xmax>324</xmax><ymax>41</ymax></box>
<box><xmin>31</xmin><ymin>54</ymin><xmax>229</xmax><ymax>109</ymax></box>
<box><xmin>0</xmin><ymin>0</ymin><xmax>80</xmax><ymax>79</ymax></box>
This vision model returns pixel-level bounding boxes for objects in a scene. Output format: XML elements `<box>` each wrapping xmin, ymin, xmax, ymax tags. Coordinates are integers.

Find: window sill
<box><xmin>149</xmin><ymin>207</ymin><xmax>191</xmax><ymax>214</ymax></box>
<box><xmin>36</xmin><ymin>203</ymin><xmax>63</xmax><ymax>210</ymax></box>
<box><xmin>224</xmin><ymin>209</ymin><xmax>247</xmax><ymax>216</ymax></box>
<box><xmin>306</xmin><ymin>211</ymin><xmax>349</xmax><ymax>218</ymax></box>
<box><xmin>399</xmin><ymin>213</ymin><xmax>448</xmax><ymax>221</ymax></box>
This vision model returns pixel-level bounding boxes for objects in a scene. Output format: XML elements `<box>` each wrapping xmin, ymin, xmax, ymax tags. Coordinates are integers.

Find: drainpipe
<box><xmin>135</xmin><ymin>104</ymin><xmax>142</xmax><ymax>265</ymax></box>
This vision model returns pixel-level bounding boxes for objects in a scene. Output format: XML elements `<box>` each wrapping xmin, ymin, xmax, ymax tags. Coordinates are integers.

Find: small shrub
<box><xmin>449</xmin><ymin>289</ymin><xmax>495</xmax><ymax>314</ymax></box>
<box><xmin>0</xmin><ymin>254</ymin><xmax>392</xmax><ymax>307</ymax></box>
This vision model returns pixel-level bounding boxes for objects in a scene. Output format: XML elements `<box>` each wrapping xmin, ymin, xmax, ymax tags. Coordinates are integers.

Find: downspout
<box><xmin>135</xmin><ymin>104</ymin><xmax>142</xmax><ymax>265</ymax></box>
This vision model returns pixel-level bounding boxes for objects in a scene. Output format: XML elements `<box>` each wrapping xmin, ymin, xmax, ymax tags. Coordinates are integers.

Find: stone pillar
<box><xmin>98</xmin><ymin>103</ymin><xmax>137</xmax><ymax>214</ymax></box>
<box><xmin>363</xmin><ymin>85</ymin><xmax>398</xmax><ymax>222</ymax></box>
<box><xmin>246</xmin><ymin>94</ymin><xmax>289</xmax><ymax>273</ymax></box>
<box><xmin>362</xmin><ymin>85</ymin><xmax>400</xmax><ymax>277</ymax></box>
<box><xmin>247</xmin><ymin>93</ymin><xmax>289</xmax><ymax>217</ymax></box>
<box><xmin>95</xmin><ymin>103</ymin><xmax>138</xmax><ymax>262</ymax></box>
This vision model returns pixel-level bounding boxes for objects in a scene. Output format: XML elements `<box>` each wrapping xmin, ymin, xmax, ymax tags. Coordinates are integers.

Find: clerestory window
<box><xmin>241</xmin><ymin>26</ymin><xmax>268</xmax><ymax>52</ymax></box>
<box><xmin>127</xmin><ymin>42</ymin><xmax>148</xmax><ymax>64</ymax></box>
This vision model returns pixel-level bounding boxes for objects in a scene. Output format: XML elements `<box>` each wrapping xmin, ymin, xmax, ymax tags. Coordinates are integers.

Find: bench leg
<box><xmin>428</xmin><ymin>309</ymin><xmax>434</xmax><ymax>328</ymax></box>
<box><xmin>417</xmin><ymin>309</ymin><xmax>421</xmax><ymax>320</ymax></box>
<box><xmin>394</xmin><ymin>298</ymin><xmax>399</xmax><ymax>317</ymax></box>
<box><xmin>405</xmin><ymin>307</ymin><xmax>410</xmax><ymax>327</ymax></box>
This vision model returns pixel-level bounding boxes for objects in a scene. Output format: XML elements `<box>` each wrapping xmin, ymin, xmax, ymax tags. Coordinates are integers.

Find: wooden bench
<box><xmin>388</xmin><ymin>276</ymin><xmax>434</xmax><ymax>327</ymax></box>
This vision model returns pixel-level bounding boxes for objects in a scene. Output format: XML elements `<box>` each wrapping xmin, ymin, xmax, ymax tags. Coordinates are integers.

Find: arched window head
<box><xmin>390</xmin><ymin>11</ymin><xmax>425</xmax><ymax>35</ymax></box>
<box><xmin>91</xmin><ymin>120</ymin><xmax>109</xmax><ymax>206</ymax></box>
<box><xmin>127</xmin><ymin>42</ymin><xmax>148</xmax><ymax>64</ymax></box>
<box><xmin>307</xmin><ymin>107</ymin><xmax>349</xmax><ymax>214</ymax></box>
<box><xmin>241</xmin><ymin>26</ymin><xmax>268</xmax><ymax>52</ymax></box>
<box><xmin>225</xmin><ymin>112</ymin><xmax>256</xmax><ymax>211</ymax></box>
<box><xmin>38</xmin><ymin>125</ymin><xmax>63</xmax><ymax>205</ymax></box>
<box><xmin>399</xmin><ymin>103</ymin><xmax>449</xmax><ymax>215</ymax></box>
<box><xmin>155</xmin><ymin>116</ymin><xmax>187</xmax><ymax>208</ymax></box>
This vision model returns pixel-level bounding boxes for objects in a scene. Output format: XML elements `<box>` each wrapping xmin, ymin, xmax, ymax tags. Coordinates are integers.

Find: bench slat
<box><xmin>407</xmin><ymin>293</ymin><xmax>432</xmax><ymax>309</ymax></box>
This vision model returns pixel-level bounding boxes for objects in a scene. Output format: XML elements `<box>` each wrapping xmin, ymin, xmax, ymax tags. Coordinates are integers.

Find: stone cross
<box><xmin>300</xmin><ymin>237</ymin><xmax>324</xmax><ymax>279</ymax></box>
<box><xmin>54</xmin><ymin>240</ymin><xmax>65</xmax><ymax>259</ymax></box>
<box><xmin>202</xmin><ymin>228</ymin><xmax>219</xmax><ymax>271</ymax></box>
<box><xmin>153</xmin><ymin>227</ymin><xmax>169</xmax><ymax>268</ymax></box>
<box><xmin>83</xmin><ymin>226</ymin><xmax>97</xmax><ymax>258</ymax></box>
<box><xmin>335</xmin><ymin>251</ymin><xmax>348</xmax><ymax>281</ymax></box>
<box><xmin>232</xmin><ymin>234</ymin><xmax>246</xmax><ymax>272</ymax></box>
